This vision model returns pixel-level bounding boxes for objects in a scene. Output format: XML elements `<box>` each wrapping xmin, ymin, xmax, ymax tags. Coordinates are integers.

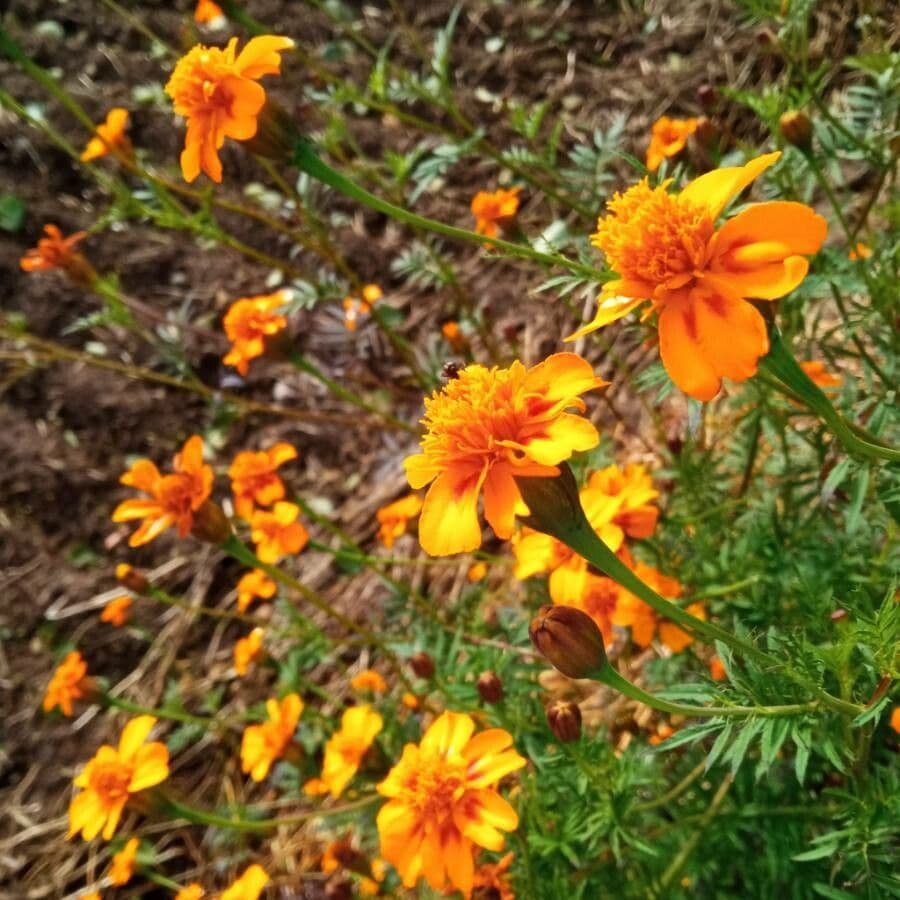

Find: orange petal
<box><xmin>403</xmin><ymin>452</ymin><xmax>440</xmax><ymax>490</ymax></box>
<box><xmin>523</xmin><ymin>352</ymin><xmax>607</xmax><ymax>406</ymax></box>
<box><xmin>680</xmin><ymin>151</ymin><xmax>781</xmax><ymax>220</ymax></box>
<box><xmin>421</xmin><ymin>711</ymin><xmax>476</xmax><ymax>757</ymax></box>
<box><xmin>418</xmin><ymin>468</ymin><xmax>485</xmax><ymax>556</ymax></box>
<box><xmin>118</xmin><ymin>715</ymin><xmax>156</xmax><ymax>759</ymax></box>
<box><xmin>482</xmin><ymin>465</ymin><xmax>525</xmax><ymax>541</ymax></box>
<box><xmin>524</xmin><ymin>413</ymin><xmax>600</xmax><ymax>466</ymax></box>
<box><xmin>714</xmin><ymin>201</ymin><xmax>827</xmax><ymax>258</ymax></box>
<box><xmin>564</xmin><ymin>293</ymin><xmax>648</xmax><ymax>341</ymax></box>
<box><xmin>234</xmin><ymin>35</ymin><xmax>295</xmax><ymax>79</ymax></box>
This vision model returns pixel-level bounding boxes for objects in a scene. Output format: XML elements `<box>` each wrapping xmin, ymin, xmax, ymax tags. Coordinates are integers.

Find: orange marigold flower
<box><xmin>229</xmin><ymin>441</ymin><xmax>298</xmax><ymax>519</ymax></box>
<box><xmin>80</xmin><ymin>894</ymin><xmax>101</xmax><ymax>900</ymax></box>
<box><xmin>376</xmin><ymin>711</ymin><xmax>526</xmax><ymax>896</ymax></box>
<box><xmin>249</xmin><ymin>500</ymin><xmax>308</xmax><ymax>563</ymax></box>
<box><xmin>165</xmin><ymin>36</ymin><xmax>294</xmax><ymax>183</ymax></box>
<box><xmin>709</xmin><ymin>656</ymin><xmax>727</xmax><ymax>681</ymax></box>
<box><xmin>112</xmin><ymin>436</ymin><xmax>214</xmax><ymax>547</ymax></box>
<box><xmin>303</xmin><ymin>776</ymin><xmax>329</xmax><ymax>796</ymax></box>
<box><xmin>376</xmin><ymin>493</ymin><xmax>423</xmax><ymax>549</ymax></box>
<box><xmin>194</xmin><ymin>0</ymin><xmax>224</xmax><ymax>24</ymax></box>
<box><xmin>576</xmin><ymin>574</ymin><xmax>622</xmax><ymax>646</ymax></box>
<box><xmin>351</xmin><ymin>669</ymin><xmax>387</xmax><ymax>694</ymax></box>
<box><xmin>442</xmin><ymin>320</ymin><xmax>467</xmax><ymax>351</ymax></box>
<box><xmin>473</xmin><ymin>851</ymin><xmax>515</xmax><ymax>900</ymax></box>
<box><xmin>222</xmin><ymin>291</ymin><xmax>289</xmax><ymax>376</ymax></box>
<box><xmin>569</xmin><ymin>152</ymin><xmax>828</xmax><ymax>400</ymax></box>
<box><xmin>240</xmin><ymin>693</ymin><xmax>303</xmax><ymax>782</ymax></box>
<box><xmin>890</xmin><ymin>706</ymin><xmax>900</xmax><ymax>735</ymax></box>
<box><xmin>648</xmin><ymin>721</ymin><xmax>676</xmax><ymax>746</ymax></box>
<box><xmin>320</xmin><ymin>705</ymin><xmax>384</xmax><ymax>797</ymax></box>
<box><xmin>471</xmin><ymin>187</ymin><xmax>521</xmax><ymax>239</ymax></box>
<box><xmin>175</xmin><ymin>885</ymin><xmax>205</xmax><ymax>900</ymax></box>
<box><xmin>101</xmin><ymin>595</ymin><xmax>133</xmax><ymax>627</ymax></box>
<box><xmin>109</xmin><ymin>836</ymin><xmax>139</xmax><ymax>886</ymax></box>
<box><xmin>645</xmin><ymin>116</ymin><xmax>699</xmax><ymax>173</ymax></box>
<box><xmin>81</xmin><ymin>108</ymin><xmax>132</xmax><ymax>163</ymax></box>
<box><xmin>236</xmin><ymin>568</ymin><xmax>277</xmax><ymax>613</ymax></box>
<box><xmin>20</xmin><ymin>224</ymin><xmax>91</xmax><ymax>280</ymax></box>
<box><xmin>234</xmin><ymin>627</ymin><xmax>265</xmax><ymax>676</ymax></box>
<box><xmin>800</xmin><ymin>360</ymin><xmax>842</xmax><ymax>389</ymax></box>
<box><xmin>68</xmin><ymin>716</ymin><xmax>169</xmax><ymax>841</ymax></box>
<box><xmin>848</xmin><ymin>242</ymin><xmax>872</xmax><ymax>261</ymax></box>
<box><xmin>44</xmin><ymin>650</ymin><xmax>91</xmax><ymax>716</ymax></box>
<box><xmin>467</xmin><ymin>561</ymin><xmax>487</xmax><ymax>583</ymax></box>
<box><xmin>221</xmin><ymin>864</ymin><xmax>269</xmax><ymax>900</ymax></box>
<box><xmin>401</xmin><ymin>692</ymin><xmax>420</xmax><ymax>710</ymax></box>
<box><xmin>405</xmin><ymin>354</ymin><xmax>606</xmax><ymax>556</ymax></box>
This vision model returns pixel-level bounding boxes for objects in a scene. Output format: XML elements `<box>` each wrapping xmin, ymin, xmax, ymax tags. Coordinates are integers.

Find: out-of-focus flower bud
<box><xmin>547</xmin><ymin>699</ymin><xmax>582</xmax><ymax>743</ymax></box>
<box><xmin>696</xmin><ymin>84</ymin><xmax>716</xmax><ymax>109</ymax></box>
<box><xmin>830</xmin><ymin>608</ymin><xmax>849</xmax><ymax>622</ymax></box>
<box><xmin>115</xmin><ymin>563</ymin><xmax>149</xmax><ymax>594</ymax></box>
<box><xmin>409</xmin><ymin>651</ymin><xmax>435</xmax><ymax>679</ymax></box>
<box><xmin>694</xmin><ymin>116</ymin><xmax>717</xmax><ymax>148</ymax></box>
<box><xmin>190</xmin><ymin>500</ymin><xmax>233</xmax><ymax>544</ymax></box>
<box><xmin>477</xmin><ymin>671</ymin><xmax>504</xmax><ymax>704</ymax></box>
<box><xmin>780</xmin><ymin>110</ymin><xmax>812</xmax><ymax>149</ymax></box>
<box><xmin>529</xmin><ymin>605</ymin><xmax>608</xmax><ymax>679</ymax></box>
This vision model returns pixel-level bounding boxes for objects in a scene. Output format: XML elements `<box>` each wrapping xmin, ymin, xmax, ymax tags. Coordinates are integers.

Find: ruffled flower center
<box><xmin>89</xmin><ymin>761</ymin><xmax>133</xmax><ymax>804</ymax></box>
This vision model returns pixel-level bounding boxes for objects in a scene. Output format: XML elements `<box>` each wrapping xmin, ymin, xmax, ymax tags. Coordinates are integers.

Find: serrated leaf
<box><xmin>705</xmin><ymin>720</ymin><xmax>734</xmax><ymax>771</ymax></box>
<box><xmin>653</xmin><ymin>719</ymin><xmax>723</xmax><ymax>751</ymax></box>
<box><xmin>725</xmin><ymin>719</ymin><xmax>763</xmax><ymax>774</ymax></box>
<box><xmin>794</xmin><ymin>728</ymin><xmax>811</xmax><ymax>784</ymax></box>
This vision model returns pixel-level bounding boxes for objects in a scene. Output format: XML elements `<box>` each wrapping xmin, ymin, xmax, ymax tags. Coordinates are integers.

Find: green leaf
<box><xmin>0</xmin><ymin>194</ymin><xmax>25</xmax><ymax>232</ymax></box>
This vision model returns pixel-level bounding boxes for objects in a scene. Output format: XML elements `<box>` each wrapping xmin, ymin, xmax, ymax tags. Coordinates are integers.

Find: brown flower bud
<box><xmin>693</xmin><ymin>116</ymin><xmax>717</xmax><ymax>148</ymax></box>
<box><xmin>780</xmin><ymin>110</ymin><xmax>812</xmax><ymax>150</ymax></box>
<box><xmin>190</xmin><ymin>500</ymin><xmax>233</xmax><ymax>544</ymax></box>
<box><xmin>696</xmin><ymin>83</ymin><xmax>717</xmax><ymax>109</ymax></box>
<box><xmin>529</xmin><ymin>605</ymin><xmax>608</xmax><ymax>679</ymax></box>
<box><xmin>409</xmin><ymin>651</ymin><xmax>435</xmax><ymax>680</ymax></box>
<box><xmin>547</xmin><ymin>700</ymin><xmax>582</xmax><ymax>743</ymax></box>
<box><xmin>324</xmin><ymin>880</ymin><xmax>353</xmax><ymax>900</ymax></box>
<box><xmin>477</xmin><ymin>671</ymin><xmax>504</xmax><ymax>704</ymax></box>
<box><xmin>115</xmin><ymin>563</ymin><xmax>149</xmax><ymax>594</ymax></box>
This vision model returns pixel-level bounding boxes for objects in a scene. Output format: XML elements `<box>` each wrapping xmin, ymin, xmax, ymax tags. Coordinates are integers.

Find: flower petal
<box><xmin>524</xmin><ymin>413</ymin><xmax>600</xmax><ymax>466</ymax></box>
<box><xmin>523</xmin><ymin>352</ymin><xmax>607</xmax><ymax>406</ymax></box>
<box><xmin>564</xmin><ymin>294</ymin><xmax>647</xmax><ymax>341</ymax></box>
<box><xmin>482</xmin><ymin>465</ymin><xmax>525</xmax><ymax>541</ymax></box>
<box><xmin>118</xmin><ymin>715</ymin><xmax>156</xmax><ymax>759</ymax></box>
<box><xmin>234</xmin><ymin>35</ymin><xmax>295</xmax><ymax>79</ymax></box>
<box><xmin>418</xmin><ymin>468</ymin><xmax>485</xmax><ymax>556</ymax></box>
<box><xmin>680</xmin><ymin>151</ymin><xmax>781</xmax><ymax>220</ymax></box>
<box><xmin>421</xmin><ymin>711</ymin><xmax>476</xmax><ymax>757</ymax></box>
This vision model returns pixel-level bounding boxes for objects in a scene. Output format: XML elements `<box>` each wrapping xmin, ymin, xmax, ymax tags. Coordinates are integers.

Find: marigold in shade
<box><xmin>194</xmin><ymin>0</ymin><xmax>224</xmax><ymax>24</ymax></box>
<box><xmin>109</xmin><ymin>836</ymin><xmax>139</xmax><ymax>886</ymax></box>
<box><xmin>376</xmin><ymin>494</ymin><xmax>423</xmax><ymax>548</ymax></box>
<box><xmin>20</xmin><ymin>224</ymin><xmax>93</xmax><ymax>282</ymax></box>
<box><xmin>101</xmin><ymin>595</ymin><xmax>133</xmax><ymax>627</ymax></box>
<box><xmin>569</xmin><ymin>152</ymin><xmax>828</xmax><ymax>400</ymax></box>
<box><xmin>240</xmin><ymin>693</ymin><xmax>303</xmax><ymax>781</ymax></box>
<box><xmin>221</xmin><ymin>864</ymin><xmax>269</xmax><ymax>900</ymax></box>
<box><xmin>68</xmin><ymin>715</ymin><xmax>169</xmax><ymax>841</ymax></box>
<box><xmin>376</xmin><ymin>711</ymin><xmax>525</xmax><ymax>897</ymax></box>
<box><xmin>236</xmin><ymin>568</ymin><xmax>276</xmax><ymax>613</ymax></box>
<box><xmin>44</xmin><ymin>650</ymin><xmax>91</xmax><ymax>716</ymax></box>
<box><xmin>320</xmin><ymin>705</ymin><xmax>384</xmax><ymax>797</ymax></box>
<box><xmin>81</xmin><ymin>108</ymin><xmax>132</xmax><ymax>163</ymax></box>
<box><xmin>405</xmin><ymin>354</ymin><xmax>606</xmax><ymax>556</ymax></box>
<box><xmin>473</xmin><ymin>851</ymin><xmax>515</xmax><ymax>900</ymax></box>
<box><xmin>165</xmin><ymin>35</ymin><xmax>294</xmax><ymax>183</ymax></box>
<box><xmin>250</xmin><ymin>500</ymin><xmax>308</xmax><ymax>563</ymax></box>
<box><xmin>229</xmin><ymin>441</ymin><xmax>298</xmax><ymax>518</ymax></box>
<box><xmin>234</xmin><ymin>627</ymin><xmax>265</xmax><ymax>676</ymax></box>
<box><xmin>471</xmin><ymin>187</ymin><xmax>521</xmax><ymax>239</ymax></box>
<box><xmin>709</xmin><ymin>656</ymin><xmax>727</xmax><ymax>681</ymax></box>
<box><xmin>800</xmin><ymin>360</ymin><xmax>842</xmax><ymax>389</ymax></box>
<box><xmin>351</xmin><ymin>669</ymin><xmax>387</xmax><ymax>694</ymax></box>
<box><xmin>645</xmin><ymin>116</ymin><xmax>699</xmax><ymax>173</ymax></box>
<box><xmin>222</xmin><ymin>291</ymin><xmax>289</xmax><ymax>376</ymax></box>
<box><xmin>112</xmin><ymin>436</ymin><xmax>213</xmax><ymax>547</ymax></box>
<box><xmin>175</xmin><ymin>885</ymin><xmax>205</xmax><ymax>900</ymax></box>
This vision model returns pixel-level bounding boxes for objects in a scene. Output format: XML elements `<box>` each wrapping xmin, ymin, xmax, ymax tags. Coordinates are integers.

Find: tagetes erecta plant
<box><xmin>234</xmin><ymin>627</ymin><xmax>265</xmax><ymax>676</ymax></box>
<box><xmin>645</xmin><ymin>116</ymin><xmax>699</xmax><ymax>172</ymax></box>
<box><xmin>229</xmin><ymin>441</ymin><xmax>298</xmax><ymax>519</ymax></box>
<box><xmin>101</xmin><ymin>595</ymin><xmax>133</xmax><ymax>627</ymax></box>
<box><xmin>81</xmin><ymin>107</ymin><xmax>131</xmax><ymax>162</ymax></box>
<box><xmin>68</xmin><ymin>715</ymin><xmax>169</xmax><ymax>841</ymax></box>
<box><xmin>569</xmin><ymin>152</ymin><xmax>828</xmax><ymax>400</ymax></box>
<box><xmin>404</xmin><ymin>354</ymin><xmax>606</xmax><ymax>556</ymax></box>
<box><xmin>165</xmin><ymin>35</ymin><xmax>294</xmax><ymax>183</ymax></box>
<box><xmin>194</xmin><ymin>0</ymin><xmax>224</xmax><ymax>24</ymax></box>
<box><xmin>43</xmin><ymin>651</ymin><xmax>91</xmax><ymax>716</ymax></box>
<box><xmin>376</xmin><ymin>711</ymin><xmax>526</xmax><ymax>896</ymax></box>
<box><xmin>240</xmin><ymin>693</ymin><xmax>302</xmax><ymax>782</ymax></box>
<box><xmin>109</xmin><ymin>836</ymin><xmax>139</xmax><ymax>886</ymax></box>
<box><xmin>249</xmin><ymin>500</ymin><xmax>308</xmax><ymax>563</ymax></box>
<box><xmin>222</xmin><ymin>291</ymin><xmax>289</xmax><ymax>375</ymax></box>
<box><xmin>20</xmin><ymin>224</ymin><xmax>90</xmax><ymax>279</ymax></box>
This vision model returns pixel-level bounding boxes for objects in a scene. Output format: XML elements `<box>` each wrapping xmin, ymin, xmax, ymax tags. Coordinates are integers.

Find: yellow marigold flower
<box><xmin>473</xmin><ymin>851</ymin><xmax>515</xmax><ymax>900</ymax></box>
<box><xmin>20</xmin><ymin>224</ymin><xmax>93</xmax><ymax>282</ymax></box>
<box><xmin>401</xmin><ymin>692</ymin><xmax>419</xmax><ymax>710</ymax></box>
<box><xmin>81</xmin><ymin>108</ymin><xmax>132</xmax><ymax>163</ymax></box>
<box><xmin>68</xmin><ymin>716</ymin><xmax>169</xmax><ymax>841</ymax></box>
<box><xmin>569</xmin><ymin>152</ymin><xmax>828</xmax><ymax>401</ymax></box>
<box><xmin>848</xmin><ymin>241</ymin><xmax>872</xmax><ymax>261</ymax></box>
<box><xmin>375</xmin><ymin>494</ymin><xmax>423</xmax><ymax>549</ymax></box>
<box><xmin>229</xmin><ymin>442</ymin><xmax>298</xmax><ymax>519</ymax></box>
<box><xmin>44</xmin><ymin>650</ymin><xmax>91</xmax><ymax>716</ymax></box>
<box><xmin>222</xmin><ymin>291</ymin><xmax>289</xmax><ymax>376</ymax></box>
<box><xmin>467</xmin><ymin>561</ymin><xmax>487</xmax><ymax>583</ymax></box>
<box><xmin>890</xmin><ymin>706</ymin><xmax>900</xmax><ymax>734</ymax></box>
<box><xmin>165</xmin><ymin>36</ymin><xmax>294</xmax><ymax>183</ymax></box>
<box><xmin>404</xmin><ymin>354</ymin><xmax>606</xmax><ymax>556</ymax></box>
<box><xmin>109</xmin><ymin>836</ymin><xmax>139</xmax><ymax>886</ymax></box>
<box><xmin>249</xmin><ymin>501</ymin><xmax>308</xmax><ymax>563</ymax></box>
<box><xmin>645</xmin><ymin>116</ymin><xmax>699</xmax><ymax>173</ymax></box>
<box><xmin>376</xmin><ymin>711</ymin><xmax>526</xmax><ymax>896</ymax></box>
<box><xmin>240</xmin><ymin>693</ymin><xmax>303</xmax><ymax>782</ymax></box>
<box><xmin>175</xmin><ymin>885</ymin><xmax>205</xmax><ymax>900</ymax></box>
<box><xmin>513</xmin><ymin>463</ymin><xmax>659</xmax><ymax>605</ymax></box>
<box><xmin>234</xmin><ymin>627</ymin><xmax>265</xmax><ymax>676</ymax></box>
<box><xmin>471</xmin><ymin>187</ymin><xmax>521</xmax><ymax>239</ymax></box>
<box><xmin>221</xmin><ymin>864</ymin><xmax>269</xmax><ymax>900</ymax></box>
<box><xmin>351</xmin><ymin>669</ymin><xmax>388</xmax><ymax>694</ymax></box>
<box><xmin>236</xmin><ymin>568</ymin><xmax>277</xmax><ymax>613</ymax></box>
<box><xmin>194</xmin><ymin>0</ymin><xmax>224</xmax><ymax>24</ymax></box>
<box><xmin>112</xmin><ymin>436</ymin><xmax>214</xmax><ymax>547</ymax></box>
<box><xmin>321</xmin><ymin>705</ymin><xmax>384</xmax><ymax>797</ymax></box>
<box><xmin>101</xmin><ymin>595</ymin><xmax>133</xmax><ymax>628</ymax></box>
<box><xmin>800</xmin><ymin>360</ymin><xmax>842</xmax><ymax>389</ymax></box>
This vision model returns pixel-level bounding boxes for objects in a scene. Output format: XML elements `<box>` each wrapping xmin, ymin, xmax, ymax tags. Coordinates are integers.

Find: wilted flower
<box><xmin>569</xmin><ymin>152</ymin><xmax>828</xmax><ymax>400</ymax></box>
<box><xmin>234</xmin><ymin>627</ymin><xmax>265</xmax><ymax>675</ymax></box>
<box><xmin>20</xmin><ymin>224</ymin><xmax>93</xmax><ymax>283</ymax></box>
<box><xmin>471</xmin><ymin>187</ymin><xmax>521</xmax><ymax>239</ymax></box>
<box><xmin>101</xmin><ymin>595</ymin><xmax>133</xmax><ymax>627</ymax></box>
<box><xmin>351</xmin><ymin>669</ymin><xmax>388</xmax><ymax>694</ymax></box>
<box><xmin>250</xmin><ymin>501</ymin><xmax>308</xmax><ymax>563</ymax></box>
<box><xmin>81</xmin><ymin>108</ymin><xmax>132</xmax><ymax>162</ymax></box>
<box><xmin>236</xmin><ymin>568</ymin><xmax>277</xmax><ymax>613</ymax></box>
<box><xmin>194</xmin><ymin>0</ymin><xmax>224</xmax><ymax>24</ymax></box>
<box><xmin>376</xmin><ymin>711</ymin><xmax>526</xmax><ymax>896</ymax></box>
<box><xmin>229</xmin><ymin>442</ymin><xmax>298</xmax><ymax>519</ymax></box>
<box><xmin>645</xmin><ymin>116</ymin><xmax>699</xmax><ymax>172</ymax></box>
<box><xmin>404</xmin><ymin>354</ymin><xmax>606</xmax><ymax>556</ymax></box>
<box><xmin>68</xmin><ymin>716</ymin><xmax>169</xmax><ymax>841</ymax></box>
<box><xmin>221</xmin><ymin>865</ymin><xmax>269</xmax><ymax>900</ymax></box>
<box><xmin>109</xmin><ymin>836</ymin><xmax>139</xmax><ymax>886</ymax></box>
<box><xmin>375</xmin><ymin>494</ymin><xmax>423</xmax><ymax>548</ymax></box>
<box><xmin>222</xmin><ymin>291</ymin><xmax>289</xmax><ymax>376</ymax></box>
<box><xmin>165</xmin><ymin>35</ymin><xmax>294</xmax><ymax>182</ymax></box>
<box><xmin>319</xmin><ymin>705</ymin><xmax>384</xmax><ymax>797</ymax></box>
<box><xmin>473</xmin><ymin>851</ymin><xmax>516</xmax><ymax>900</ymax></box>
<box><xmin>240</xmin><ymin>694</ymin><xmax>303</xmax><ymax>781</ymax></box>
<box><xmin>800</xmin><ymin>360</ymin><xmax>842</xmax><ymax>389</ymax></box>
<box><xmin>43</xmin><ymin>651</ymin><xmax>91</xmax><ymax>716</ymax></box>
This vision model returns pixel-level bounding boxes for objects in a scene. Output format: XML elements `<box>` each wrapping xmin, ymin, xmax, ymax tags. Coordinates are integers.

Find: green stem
<box><xmin>633</xmin><ymin>759</ymin><xmax>707</xmax><ymax>812</ymax></box>
<box><xmin>101</xmin><ymin>694</ymin><xmax>215</xmax><ymax>728</ymax></box>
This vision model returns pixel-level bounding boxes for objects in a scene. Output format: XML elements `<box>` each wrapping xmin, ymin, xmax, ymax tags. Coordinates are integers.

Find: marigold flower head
<box><xmin>442</xmin><ymin>320</ymin><xmax>467</xmax><ymax>351</ymax></box>
<box><xmin>109</xmin><ymin>836</ymin><xmax>139</xmax><ymax>886</ymax></box>
<box><xmin>303</xmin><ymin>776</ymin><xmax>329</xmax><ymax>796</ymax></box>
<box><xmin>236</xmin><ymin>568</ymin><xmax>276</xmax><ymax>613</ymax></box>
<box><xmin>194</xmin><ymin>0</ymin><xmax>224</xmax><ymax>24</ymax></box>
<box><xmin>471</xmin><ymin>187</ymin><xmax>521</xmax><ymax>238</ymax></box>
<box><xmin>222</xmin><ymin>291</ymin><xmax>289</xmax><ymax>376</ymax></box>
<box><xmin>351</xmin><ymin>669</ymin><xmax>387</xmax><ymax>694</ymax></box>
<box><xmin>229</xmin><ymin>441</ymin><xmax>298</xmax><ymax>519</ymax></box>
<box><xmin>569</xmin><ymin>152</ymin><xmax>828</xmax><ymax>400</ymax></box>
<box><xmin>44</xmin><ymin>650</ymin><xmax>91</xmax><ymax>716</ymax></box>
<box><xmin>320</xmin><ymin>705</ymin><xmax>384</xmax><ymax>797</ymax></box>
<box><xmin>234</xmin><ymin>627</ymin><xmax>265</xmax><ymax>676</ymax></box>
<box><xmin>375</xmin><ymin>493</ymin><xmax>423</xmax><ymax>548</ymax></box>
<box><xmin>221</xmin><ymin>864</ymin><xmax>269</xmax><ymax>900</ymax></box>
<box><xmin>20</xmin><ymin>224</ymin><xmax>93</xmax><ymax>282</ymax></box>
<box><xmin>401</xmin><ymin>692</ymin><xmax>420</xmax><ymax>710</ymax></box>
<box><xmin>405</xmin><ymin>354</ymin><xmax>606</xmax><ymax>556</ymax></box>
<box><xmin>848</xmin><ymin>242</ymin><xmax>872</xmax><ymax>261</ymax></box>
<box><xmin>175</xmin><ymin>885</ymin><xmax>205</xmax><ymax>900</ymax></box>
<box><xmin>101</xmin><ymin>595</ymin><xmax>133</xmax><ymax>627</ymax></box>
<box><xmin>376</xmin><ymin>711</ymin><xmax>525</xmax><ymax>896</ymax></box>
<box><xmin>800</xmin><ymin>360</ymin><xmax>842</xmax><ymax>389</ymax></box>
<box><xmin>645</xmin><ymin>116</ymin><xmax>699</xmax><ymax>173</ymax></box>
<box><xmin>68</xmin><ymin>715</ymin><xmax>169</xmax><ymax>841</ymax></box>
<box><xmin>240</xmin><ymin>693</ymin><xmax>303</xmax><ymax>782</ymax></box>
<box><xmin>473</xmin><ymin>851</ymin><xmax>516</xmax><ymax>900</ymax></box>
<box><xmin>249</xmin><ymin>500</ymin><xmax>308</xmax><ymax>563</ymax></box>
<box><xmin>81</xmin><ymin>108</ymin><xmax>132</xmax><ymax>163</ymax></box>
<box><xmin>467</xmin><ymin>561</ymin><xmax>487</xmax><ymax>583</ymax></box>
<box><xmin>165</xmin><ymin>36</ymin><xmax>294</xmax><ymax>183</ymax></box>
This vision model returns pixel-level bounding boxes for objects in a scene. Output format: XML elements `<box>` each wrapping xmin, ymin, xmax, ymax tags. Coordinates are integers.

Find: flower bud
<box><xmin>115</xmin><ymin>563</ymin><xmax>149</xmax><ymax>594</ymax></box>
<box><xmin>476</xmin><ymin>671</ymin><xmax>504</xmax><ymax>704</ymax></box>
<box><xmin>515</xmin><ymin>462</ymin><xmax>589</xmax><ymax>544</ymax></box>
<box><xmin>529</xmin><ymin>605</ymin><xmax>608</xmax><ymax>679</ymax></box>
<box><xmin>190</xmin><ymin>500</ymin><xmax>233</xmax><ymax>544</ymax></box>
<box><xmin>779</xmin><ymin>110</ymin><xmax>812</xmax><ymax>150</ymax></box>
<box><xmin>547</xmin><ymin>699</ymin><xmax>582</xmax><ymax>743</ymax></box>
<box><xmin>409</xmin><ymin>651</ymin><xmax>435</xmax><ymax>680</ymax></box>
<box><xmin>696</xmin><ymin>83</ymin><xmax>717</xmax><ymax>109</ymax></box>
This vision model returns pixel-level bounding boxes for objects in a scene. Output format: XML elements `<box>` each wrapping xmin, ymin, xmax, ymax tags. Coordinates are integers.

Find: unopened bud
<box><xmin>409</xmin><ymin>651</ymin><xmax>435</xmax><ymax>679</ymax></box>
<box><xmin>529</xmin><ymin>605</ymin><xmax>608</xmax><ymax>679</ymax></box>
<box><xmin>515</xmin><ymin>462</ymin><xmax>588</xmax><ymax>543</ymax></box>
<box><xmin>115</xmin><ymin>563</ymin><xmax>149</xmax><ymax>594</ymax></box>
<box><xmin>477</xmin><ymin>671</ymin><xmax>504</xmax><ymax>704</ymax></box>
<box><xmin>780</xmin><ymin>110</ymin><xmax>812</xmax><ymax>149</ymax></box>
<box><xmin>696</xmin><ymin>83</ymin><xmax>716</xmax><ymax>109</ymax></box>
<box><xmin>547</xmin><ymin>699</ymin><xmax>582</xmax><ymax>743</ymax></box>
<box><xmin>190</xmin><ymin>500</ymin><xmax>232</xmax><ymax>544</ymax></box>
